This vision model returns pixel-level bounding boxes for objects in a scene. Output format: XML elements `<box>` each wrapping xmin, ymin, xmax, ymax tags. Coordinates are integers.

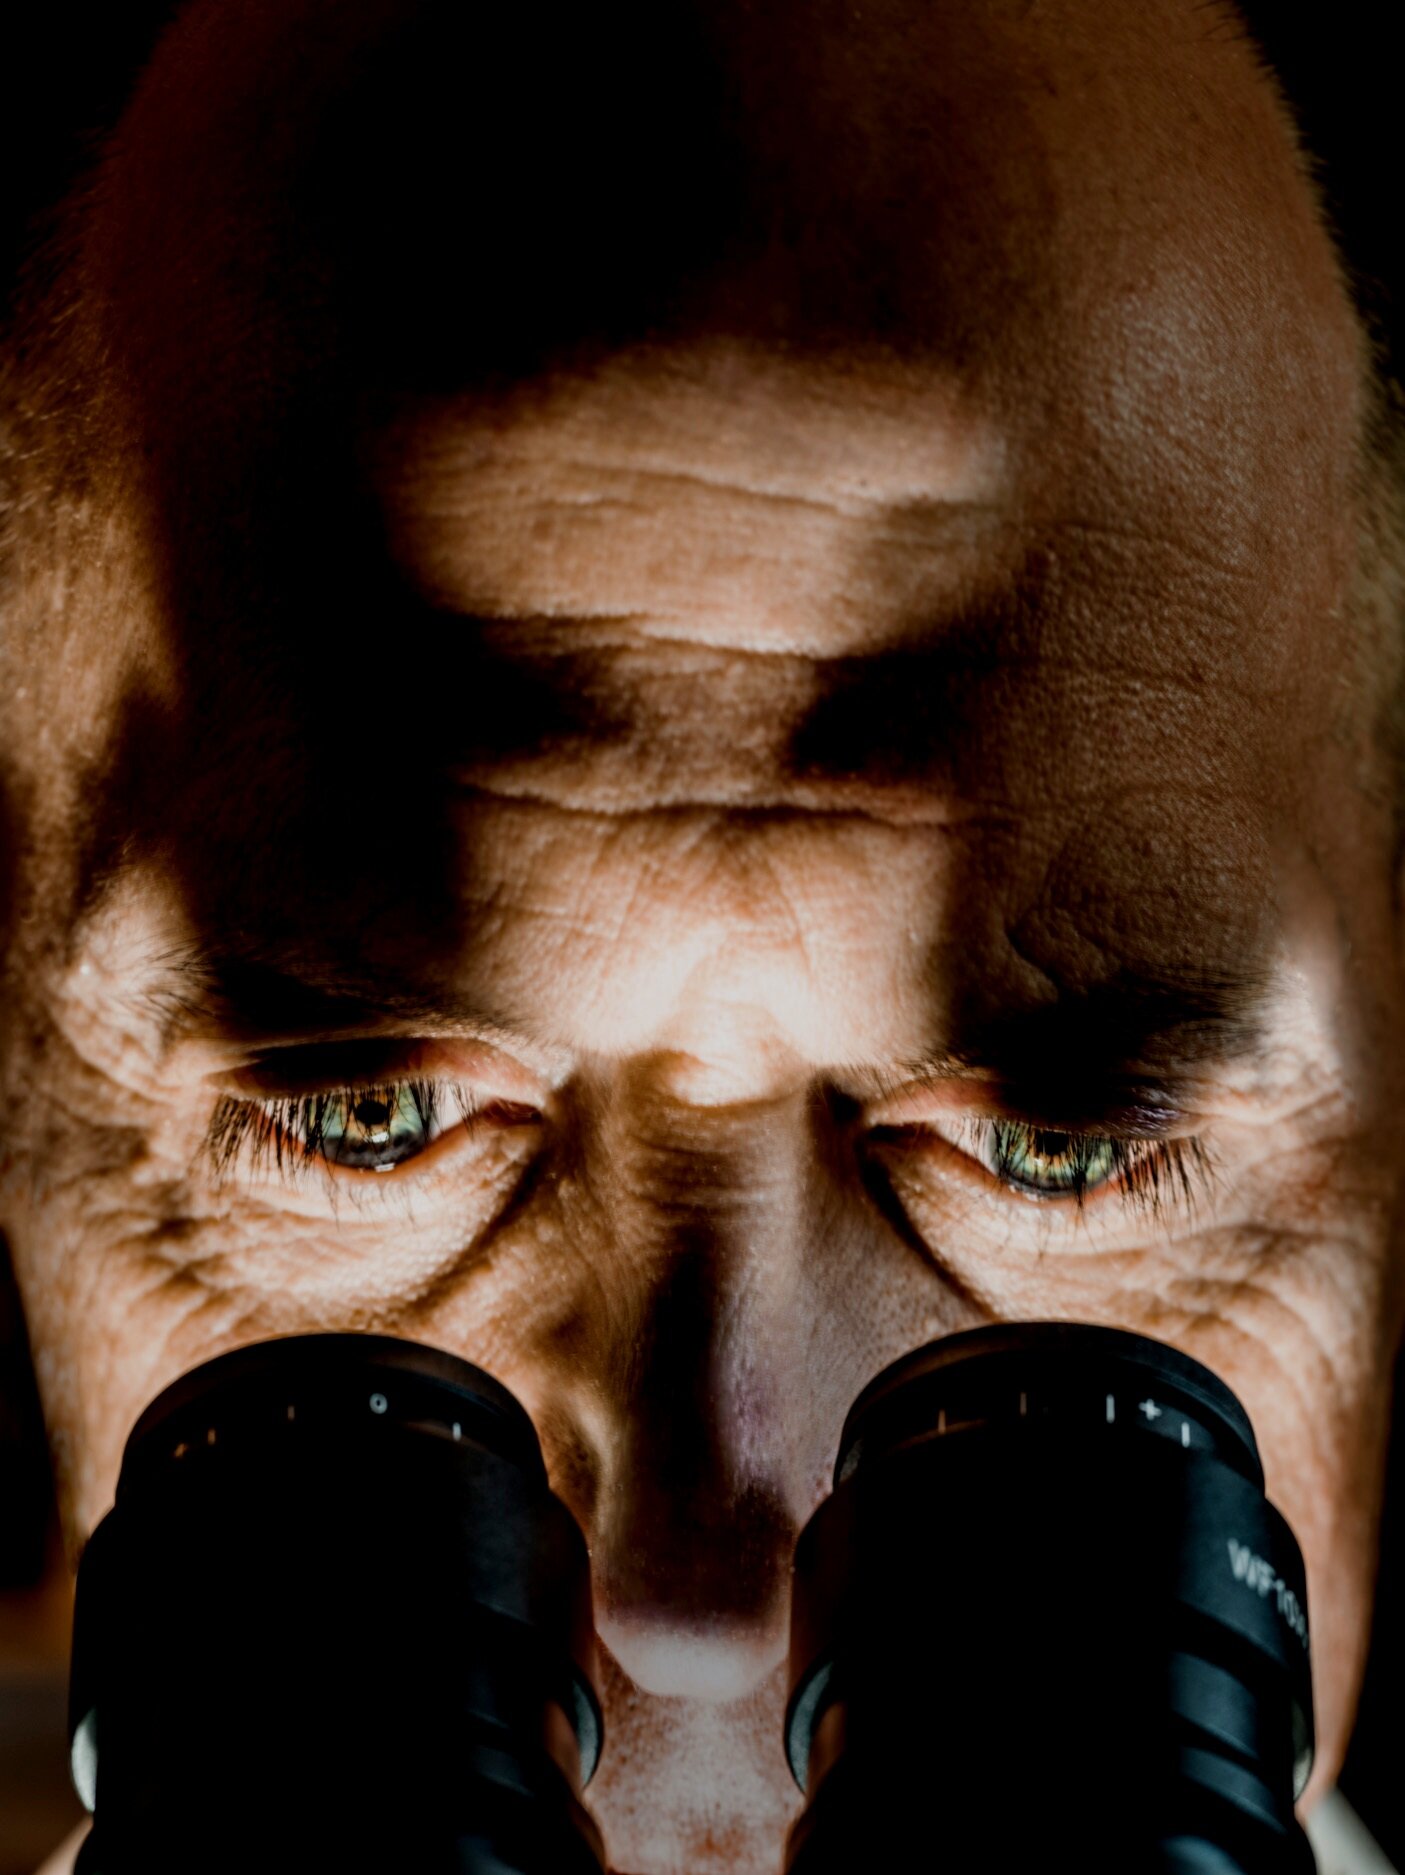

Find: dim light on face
<box><xmin>2</xmin><ymin>2</ymin><xmax>1403</xmax><ymax>1870</ymax></box>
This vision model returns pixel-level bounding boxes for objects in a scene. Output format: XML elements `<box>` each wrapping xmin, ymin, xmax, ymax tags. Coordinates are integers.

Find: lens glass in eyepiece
<box><xmin>68</xmin><ymin>1334</ymin><xmax>606</xmax><ymax>1875</ymax></box>
<box><xmin>784</xmin><ymin>1322</ymin><xmax>1316</xmax><ymax>1875</ymax></box>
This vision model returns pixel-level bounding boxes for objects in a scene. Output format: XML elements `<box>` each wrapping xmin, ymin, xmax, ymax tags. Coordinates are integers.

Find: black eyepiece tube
<box><xmin>784</xmin><ymin>1322</ymin><xmax>1316</xmax><ymax>1875</ymax></box>
<box><xmin>66</xmin><ymin>1334</ymin><xmax>606</xmax><ymax>1875</ymax></box>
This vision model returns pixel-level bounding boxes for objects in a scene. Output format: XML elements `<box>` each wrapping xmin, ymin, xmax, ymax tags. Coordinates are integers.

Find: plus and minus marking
<box><xmin>1137</xmin><ymin>1397</ymin><xmax>1193</xmax><ymax>1446</ymax></box>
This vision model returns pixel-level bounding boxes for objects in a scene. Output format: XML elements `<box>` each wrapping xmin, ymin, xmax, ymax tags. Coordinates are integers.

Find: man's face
<box><xmin>4</xmin><ymin>1</ymin><xmax>1404</xmax><ymax>1869</ymax></box>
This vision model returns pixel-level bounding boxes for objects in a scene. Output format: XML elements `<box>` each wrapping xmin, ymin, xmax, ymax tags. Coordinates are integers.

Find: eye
<box><xmin>205</xmin><ymin>1076</ymin><xmax>539</xmax><ymax>1181</ymax></box>
<box><xmin>973</xmin><ymin>1120</ymin><xmax>1119</xmax><ymax>1201</ymax></box>
<box><xmin>865</xmin><ymin>1104</ymin><xmax>1213</xmax><ymax>1219</ymax></box>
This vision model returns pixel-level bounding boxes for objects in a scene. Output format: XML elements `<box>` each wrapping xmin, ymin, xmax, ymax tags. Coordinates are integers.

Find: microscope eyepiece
<box><xmin>68</xmin><ymin>1334</ymin><xmax>605</xmax><ymax>1875</ymax></box>
<box><xmin>785</xmin><ymin>1322</ymin><xmax>1316</xmax><ymax>1875</ymax></box>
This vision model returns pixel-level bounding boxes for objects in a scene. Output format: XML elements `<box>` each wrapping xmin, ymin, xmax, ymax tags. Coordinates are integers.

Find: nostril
<box><xmin>594</xmin><ymin>1598</ymin><xmax>791</xmax><ymax>1702</ymax></box>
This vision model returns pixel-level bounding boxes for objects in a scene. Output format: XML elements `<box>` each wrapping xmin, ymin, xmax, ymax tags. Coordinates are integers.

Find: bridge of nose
<box><xmin>558</xmin><ymin>1058</ymin><xmax>848</xmax><ymax>1700</ymax></box>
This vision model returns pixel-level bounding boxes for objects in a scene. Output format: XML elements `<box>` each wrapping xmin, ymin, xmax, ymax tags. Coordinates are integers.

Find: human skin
<box><xmin>3</xmin><ymin>0</ymin><xmax>1405</xmax><ymax>1869</ymax></box>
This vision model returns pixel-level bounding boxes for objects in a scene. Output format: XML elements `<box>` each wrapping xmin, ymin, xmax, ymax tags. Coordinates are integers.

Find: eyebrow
<box><xmin>148</xmin><ymin>945</ymin><xmax>516</xmax><ymax>1050</ymax></box>
<box><xmin>893</xmin><ymin>968</ymin><xmax>1273</xmax><ymax>1125</ymax></box>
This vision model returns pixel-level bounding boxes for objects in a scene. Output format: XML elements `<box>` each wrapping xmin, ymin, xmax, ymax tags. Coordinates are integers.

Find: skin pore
<box><xmin>4</xmin><ymin>1</ymin><xmax>1405</xmax><ymax>1870</ymax></box>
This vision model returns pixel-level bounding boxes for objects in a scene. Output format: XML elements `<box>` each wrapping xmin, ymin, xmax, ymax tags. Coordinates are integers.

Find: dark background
<box><xmin>1</xmin><ymin>3</ymin><xmax>1401</xmax><ymax>1869</ymax></box>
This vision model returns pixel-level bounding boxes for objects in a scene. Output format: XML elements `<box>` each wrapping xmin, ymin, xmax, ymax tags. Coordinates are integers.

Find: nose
<box><xmin>584</xmin><ymin>1078</ymin><xmax>827</xmax><ymax>1703</ymax></box>
<box><xmin>592</xmin><ymin>1236</ymin><xmax>793</xmax><ymax>1698</ymax></box>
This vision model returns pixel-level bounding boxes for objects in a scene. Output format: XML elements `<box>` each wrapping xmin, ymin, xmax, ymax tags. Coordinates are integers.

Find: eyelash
<box><xmin>204</xmin><ymin>1080</ymin><xmax>1210</xmax><ymax>1226</ymax></box>
<box><xmin>960</xmin><ymin>1119</ymin><xmax>1214</xmax><ymax>1217</ymax></box>
<box><xmin>205</xmin><ymin>1078</ymin><xmax>472</xmax><ymax>1181</ymax></box>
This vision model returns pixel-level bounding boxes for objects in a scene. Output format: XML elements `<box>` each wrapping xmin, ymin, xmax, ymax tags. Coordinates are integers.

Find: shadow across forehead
<box><xmin>104</xmin><ymin>457</ymin><xmax>1281</xmax><ymax>1098</ymax></box>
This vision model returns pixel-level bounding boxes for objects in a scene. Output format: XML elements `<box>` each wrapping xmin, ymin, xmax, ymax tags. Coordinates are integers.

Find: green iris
<box><xmin>320</xmin><ymin>1084</ymin><xmax>434</xmax><ymax>1171</ymax></box>
<box><xmin>987</xmin><ymin>1123</ymin><xmax>1118</xmax><ymax>1200</ymax></box>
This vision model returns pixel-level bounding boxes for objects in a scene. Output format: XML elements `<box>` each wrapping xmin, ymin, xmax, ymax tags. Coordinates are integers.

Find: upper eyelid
<box><xmin>214</xmin><ymin>1042</ymin><xmax>552</xmax><ymax>1107</ymax></box>
<box><xmin>863</xmin><ymin>1086</ymin><xmax>1194</xmax><ymax>1140</ymax></box>
<box><xmin>186</xmin><ymin>1011</ymin><xmax>573</xmax><ymax>1085</ymax></box>
<box><xmin>219</xmin><ymin>1054</ymin><xmax>439</xmax><ymax>1099</ymax></box>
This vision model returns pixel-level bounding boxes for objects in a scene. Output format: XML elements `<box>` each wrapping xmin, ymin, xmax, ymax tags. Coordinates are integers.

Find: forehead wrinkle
<box><xmin>385</xmin><ymin>434</ymin><xmax>1003</xmax><ymax>532</ymax></box>
<box><xmin>376</xmin><ymin>427</ymin><xmax>1018</xmax><ymax>658</ymax></box>
<box><xmin>449</xmin><ymin>780</ymin><xmax>1003</xmax><ymax>834</ymax></box>
<box><xmin>378</xmin><ymin>369</ymin><xmax>1325</xmax><ymax>722</ymax></box>
<box><xmin>373</xmin><ymin>340</ymin><xmax>1002</xmax><ymax>498</ymax></box>
<box><xmin>458</xmin><ymin>455</ymin><xmax>995</xmax><ymax>522</ymax></box>
<box><xmin>437</xmin><ymin>609</ymin><xmax>1293</xmax><ymax>824</ymax></box>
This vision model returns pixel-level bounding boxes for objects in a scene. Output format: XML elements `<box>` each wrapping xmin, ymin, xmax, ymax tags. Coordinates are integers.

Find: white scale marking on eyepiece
<box><xmin>1139</xmin><ymin>1399</ymin><xmax>1162</xmax><ymax>1421</ymax></box>
<box><xmin>938</xmin><ymin>1408</ymin><xmax>947</xmax><ymax>1433</ymax></box>
<box><xmin>452</xmin><ymin>1422</ymin><xmax>462</xmax><ymax>1441</ymax></box>
<box><xmin>369</xmin><ymin>1393</ymin><xmax>388</xmax><ymax>1415</ymax></box>
<box><xmin>1106</xmin><ymin>1394</ymin><xmax>1116</xmax><ymax>1423</ymax></box>
<box><xmin>1019</xmin><ymin>1392</ymin><xmax>1027</xmax><ymax>1417</ymax></box>
<box><xmin>1181</xmin><ymin>1421</ymin><xmax>1190</xmax><ymax>1447</ymax></box>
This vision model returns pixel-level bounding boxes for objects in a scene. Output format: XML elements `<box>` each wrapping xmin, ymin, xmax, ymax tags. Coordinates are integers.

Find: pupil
<box><xmin>354</xmin><ymin>1098</ymin><xmax>392</xmax><ymax>1129</ymax></box>
<box><xmin>1034</xmin><ymin>1131</ymin><xmax>1070</xmax><ymax>1160</ymax></box>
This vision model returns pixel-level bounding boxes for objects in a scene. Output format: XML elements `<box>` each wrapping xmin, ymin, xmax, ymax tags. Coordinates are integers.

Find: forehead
<box><xmin>355</xmin><ymin>338</ymin><xmax>1312</xmax><ymax>875</ymax></box>
<box><xmin>369</xmin><ymin>335</ymin><xmax>1347</xmax><ymax>773</ymax></box>
<box><xmin>351</xmin><ymin>343</ymin><xmax>1287</xmax><ymax>1028</ymax></box>
<box><xmin>79</xmin><ymin>335</ymin><xmax>1333</xmax><ymax>1080</ymax></box>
